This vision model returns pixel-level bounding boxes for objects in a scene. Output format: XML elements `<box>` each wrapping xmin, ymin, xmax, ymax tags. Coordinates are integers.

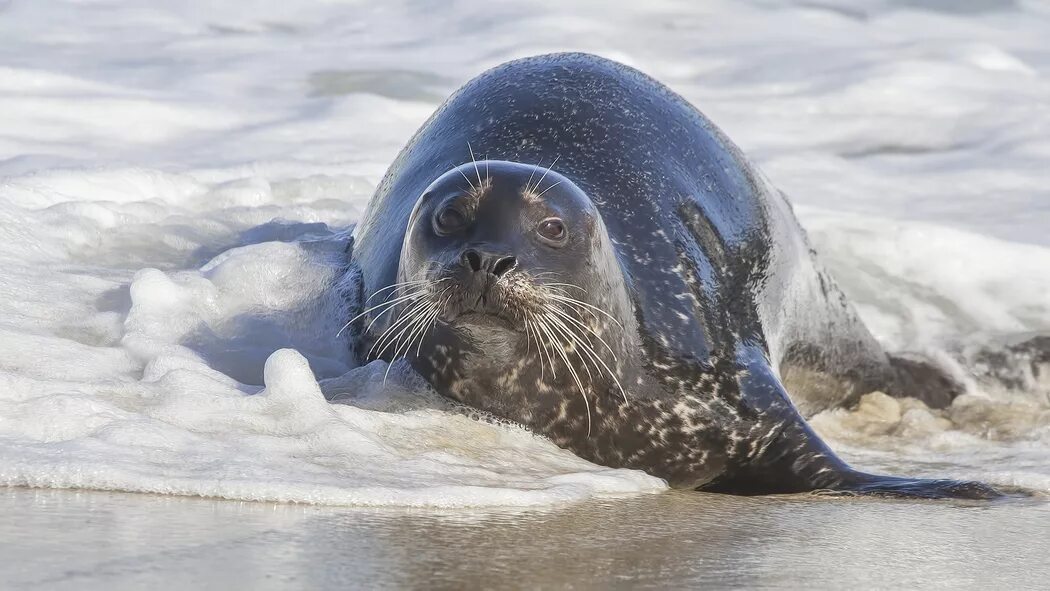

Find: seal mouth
<box><xmin>451</xmin><ymin>310</ymin><xmax>517</xmax><ymax>330</ymax></box>
<box><xmin>438</xmin><ymin>276</ymin><xmax>528</xmax><ymax>331</ymax></box>
<box><xmin>411</xmin><ymin>261</ymin><xmax>534</xmax><ymax>332</ymax></box>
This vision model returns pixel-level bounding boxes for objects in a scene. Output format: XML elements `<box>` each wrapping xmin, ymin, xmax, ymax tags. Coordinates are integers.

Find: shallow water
<box><xmin>1</xmin><ymin>1</ymin><xmax>1049</xmax><ymax>584</ymax></box>
<box><xmin>2</xmin><ymin>487</ymin><xmax>1047</xmax><ymax>590</ymax></box>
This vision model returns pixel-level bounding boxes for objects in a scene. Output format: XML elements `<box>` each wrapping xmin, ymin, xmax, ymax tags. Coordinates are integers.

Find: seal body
<box><xmin>346</xmin><ymin>53</ymin><xmax>996</xmax><ymax>498</ymax></box>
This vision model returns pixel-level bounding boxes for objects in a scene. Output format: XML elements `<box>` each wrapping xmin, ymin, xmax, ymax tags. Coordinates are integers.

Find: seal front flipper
<box><xmin>697</xmin><ymin>352</ymin><xmax>1003</xmax><ymax>500</ymax></box>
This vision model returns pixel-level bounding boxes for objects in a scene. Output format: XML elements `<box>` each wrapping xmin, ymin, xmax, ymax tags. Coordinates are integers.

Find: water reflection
<box><xmin>3</xmin><ymin>488</ymin><xmax>1046</xmax><ymax>589</ymax></box>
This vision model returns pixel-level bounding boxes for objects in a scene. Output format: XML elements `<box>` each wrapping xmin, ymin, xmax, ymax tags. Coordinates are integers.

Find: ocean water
<box><xmin>1</xmin><ymin>0</ymin><xmax>1048</xmax><ymax>516</ymax></box>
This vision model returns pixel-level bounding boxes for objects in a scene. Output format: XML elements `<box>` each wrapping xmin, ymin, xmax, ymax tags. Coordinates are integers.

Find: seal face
<box><xmin>346</xmin><ymin>53</ymin><xmax>999</xmax><ymax>499</ymax></box>
<box><xmin>396</xmin><ymin>161</ymin><xmax>635</xmax><ymax>437</ymax></box>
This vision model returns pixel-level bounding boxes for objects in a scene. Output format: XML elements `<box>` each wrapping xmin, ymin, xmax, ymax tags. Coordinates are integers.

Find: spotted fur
<box><xmin>344</xmin><ymin>53</ymin><xmax>1001</xmax><ymax>499</ymax></box>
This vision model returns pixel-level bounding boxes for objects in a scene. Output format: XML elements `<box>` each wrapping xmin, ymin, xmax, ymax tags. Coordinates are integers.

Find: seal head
<box><xmin>393</xmin><ymin>160</ymin><xmax>636</xmax><ymax>436</ymax></box>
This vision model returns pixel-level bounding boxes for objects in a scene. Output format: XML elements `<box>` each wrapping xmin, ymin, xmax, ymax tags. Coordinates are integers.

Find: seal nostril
<box><xmin>492</xmin><ymin>256</ymin><xmax>517</xmax><ymax>277</ymax></box>
<box><xmin>462</xmin><ymin>249</ymin><xmax>482</xmax><ymax>272</ymax></box>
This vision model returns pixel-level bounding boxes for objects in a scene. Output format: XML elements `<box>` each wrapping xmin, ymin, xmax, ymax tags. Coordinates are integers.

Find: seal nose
<box><xmin>490</xmin><ymin>255</ymin><xmax>517</xmax><ymax>277</ymax></box>
<box><xmin>460</xmin><ymin>249</ymin><xmax>516</xmax><ymax>277</ymax></box>
<box><xmin>461</xmin><ymin>249</ymin><xmax>483</xmax><ymax>272</ymax></box>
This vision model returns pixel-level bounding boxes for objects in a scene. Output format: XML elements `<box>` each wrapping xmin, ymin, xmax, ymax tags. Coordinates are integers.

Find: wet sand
<box><xmin>3</xmin><ymin>487</ymin><xmax>1046</xmax><ymax>590</ymax></box>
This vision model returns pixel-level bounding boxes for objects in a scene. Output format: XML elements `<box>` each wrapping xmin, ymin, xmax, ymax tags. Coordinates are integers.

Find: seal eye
<box><xmin>536</xmin><ymin>217</ymin><xmax>567</xmax><ymax>245</ymax></box>
<box><xmin>434</xmin><ymin>205</ymin><xmax>467</xmax><ymax>234</ymax></box>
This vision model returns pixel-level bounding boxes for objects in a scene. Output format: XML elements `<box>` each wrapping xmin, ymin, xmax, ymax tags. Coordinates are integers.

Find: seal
<box><xmin>344</xmin><ymin>52</ymin><xmax>1000</xmax><ymax>498</ymax></box>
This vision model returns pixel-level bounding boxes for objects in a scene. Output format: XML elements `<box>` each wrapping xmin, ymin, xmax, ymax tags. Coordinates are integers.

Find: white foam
<box><xmin>0</xmin><ymin>348</ymin><xmax>663</xmax><ymax>507</ymax></box>
<box><xmin>1</xmin><ymin>0</ymin><xmax>1048</xmax><ymax>505</ymax></box>
<box><xmin>799</xmin><ymin>209</ymin><xmax>1050</xmax><ymax>350</ymax></box>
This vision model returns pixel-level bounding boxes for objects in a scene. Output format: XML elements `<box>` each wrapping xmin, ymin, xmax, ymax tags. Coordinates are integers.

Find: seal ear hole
<box><xmin>536</xmin><ymin>217</ymin><xmax>568</xmax><ymax>246</ymax></box>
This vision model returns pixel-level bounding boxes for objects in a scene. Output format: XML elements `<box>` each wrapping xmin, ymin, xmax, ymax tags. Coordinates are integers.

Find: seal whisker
<box><xmin>541</xmin><ymin>294</ymin><xmax>603</xmax><ymax>328</ymax></box>
<box><xmin>410</xmin><ymin>304</ymin><xmax>443</xmax><ymax>358</ymax></box>
<box><xmin>381</xmin><ymin>303</ymin><xmax>436</xmax><ymax>384</ymax></box>
<box><xmin>365</xmin><ymin>279</ymin><xmax>437</xmax><ymax>303</ymax></box>
<box><xmin>354</xmin><ymin>289</ymin><xmax>429</xmax><ymax>321</ymax></box>
<box><xmin>519</xmin><ymin>308</ymin><xmax>533</xmax><ymax>358</ymax></box>
<box><xmin>375</xmin><ymin>294</ymin><xmax>436</xmax><ymax>351</ymax></box>
<box><xmin>541</xmin><ymin>282</ymin><xmax>587</xmax><ymax>292</ymax></box>
<box><xmin>525</xmin><ymin>312</ymin><xmax>546</xmax><ymax>381</ymax></box>
<box><xmin>467</xmin><ymin>141</ymin><xmax>483</xmax><ymax>190</ymax></box>
<box><xmin>535</xmin><ymin>313</ymin><xmax>592</xmax><ymax>436</ymax></box>
<box><xmin>534</xmin><ymin>180</ymin><xmax>563</xmax><ymax>199</ymax></box>
<box><xmin>337</xmin><ymin>289</ymin><xmax>426</xmax><ymax>338</ymax></box>
<box><xmin>529</xmin><ymin>311</ymin><xmax>557</xmax><ymax>381</ymax></box>
<box><xmin>543</xmin><ymin>286</ymin><xmax>591</xmax><ymax>303</ymax></box>
<box><xmin>547</xmin><ymin>305</ymin><xmax>629</xmax><ymax>404</ymax></box>
<box><xmin>398</xmin><ymin>298</ymin><xmax>439</xmax><ymax>355</ymax></box>
<box><xmin>384</xmin><ymin>301</ymin><xmax>440</xmax><ymax>385</ymax></box>
<box><xmin>369</xmin><ymin>303</ymin><xmax>425</xmax><ymax>360</ymax></box>
<box><xmin>415</xmin><ymin>287</ymin><xmax>453</xmax><ymax>358</ymax></box>
<box><xmin>412</xmin><ymin>306</ymin><xmax>442</xmax><ymax>359</ymax></box>
<box><xmin>524</xmin><ymin>160</ymin><xmax>540</xmax><ymax>196</ymax></box>
<box><xmin>543</xmin><ymin>309</ymin><xmax>595</xmax><ymax>383</ymax></box>
<box><xmin>342</xmin><ymin>288</ymin><xmax>429</xmax><ymax>334</ymax></box>
<box><xmin>361</xmin><ymin>292</ymin><xmax>429</xmax><ymax>337</ymax></box>
<box><xmin>531</xmin><ymin>155</ymin><xmax>559</xmax><ymax>194</ymax></box>
<box><xmin>373</xmin><ymin>309</ymin><xmax>431</xmax><ymax>369</ymax></box>
<box><xmin>547</xmin><ymin>304</ymin><xmax>616</xmax><ymax>360</ymax></box>
<box><xmin>532</xmin><ymin>320</ymin><xmax>549</xmax><ymax>381</ymax></box>
<box><xmin>456</xmin><ymin>167</ymin><xmax>477</xmax><ymax>192</ymax></box>
<box><xmin>369</xmin><ymin>296</ymin><xmax>436</xmax><ymax>360</ymax></box>
<box><xmin>545</xmin><ymin>293</ymin><xmax>625</xmax><ymax>331</ymax></box>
